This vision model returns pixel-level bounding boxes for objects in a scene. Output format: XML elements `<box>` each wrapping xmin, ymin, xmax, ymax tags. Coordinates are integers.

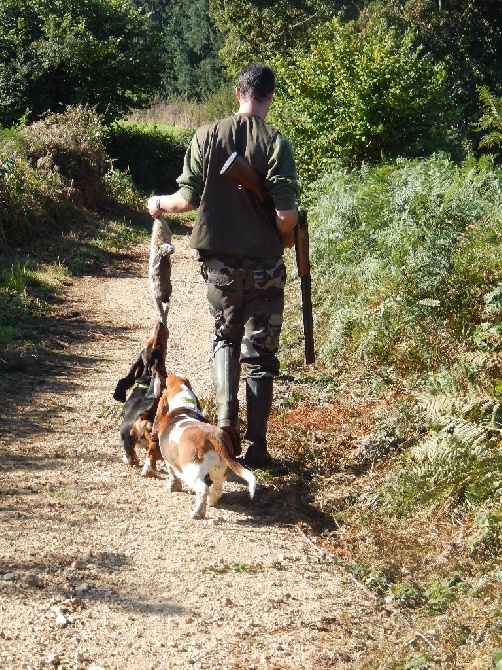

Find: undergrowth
<box><xmin>276</xmin><ymin>152</ymin><xmax>502</xmax><ymax>668</ymax></box>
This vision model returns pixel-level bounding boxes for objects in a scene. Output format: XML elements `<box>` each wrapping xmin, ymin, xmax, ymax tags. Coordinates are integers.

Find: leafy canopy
<box><xmin>271</xmin><ymin>17</ymin><xmax>451</xmax><ymax>179</ymax></box>
<box><xmin>0</xmin><ymin>0</ymin><xmax>162</xmax><ymax>126</ymax></box>
<box><xmin>208</xmin><ymin>0</ymin><xmax>366</xmax><ymax>76</ymax></box>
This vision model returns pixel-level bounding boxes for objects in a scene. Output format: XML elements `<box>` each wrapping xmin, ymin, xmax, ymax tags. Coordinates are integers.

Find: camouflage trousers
<box><xmin>200</xmin><ymin>255</ymin><xmax>286</xmax><ymax>378</ymax></box>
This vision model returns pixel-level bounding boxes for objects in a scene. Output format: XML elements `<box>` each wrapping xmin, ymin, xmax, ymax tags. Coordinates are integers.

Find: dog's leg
<box><xmin>166</xmin><ymin>465</ymin><xmax>183</xmax><ymax>492</ymax></box>
<box><xmin>120</xmin><ymin>424</ymin><xmax>139</xmax><ymax>467</ymax></box>
<box><xmin>191</xmin><ymin>479</ymin><xmax>208</xmax><ymax>519</ymax></box>
<box><xmin>141</xmin><ymin>434</ymin><xmax>161</xmax><ymax>478</ymax></box>
<box><xmin>207</xmin><ymin>462</ymin><xmax>227</xmax><ymax>507</ymax></box>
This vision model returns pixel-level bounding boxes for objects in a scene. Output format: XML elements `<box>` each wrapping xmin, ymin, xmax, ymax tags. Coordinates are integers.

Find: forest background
<box><xmin>1</xmin><ymin>1</ymin><xmax>502</xmax><ymax>668</ymax></box>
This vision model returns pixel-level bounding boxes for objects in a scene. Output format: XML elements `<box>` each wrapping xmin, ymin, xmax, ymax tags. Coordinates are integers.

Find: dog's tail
<box><xmin>213</xmin><ymin>433</ymin><xmax>256</xmax><ymax>498</ymax></box>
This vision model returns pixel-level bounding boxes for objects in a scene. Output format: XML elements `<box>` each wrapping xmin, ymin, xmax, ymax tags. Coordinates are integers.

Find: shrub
<box><xmin>272</xmin><ymin>16</ymin><xmax>452</xmax><ymax>180</ymax></box>
<box><xmin>20</xmin><ymin>105</ymin><xmax>108</xmax><ymax>208</ymax></box>
<box><xmin>0</xmin><ymin>0</ymin><xmax>162</xmax><ymax>126</ymax></box>
<box><xmin>104</xmin><ymin>121</ymin><xmax>193</xmax><ymax>194</ymax></box>
<box><xmin>0</xmin><ymin>105</ymin><xmax>110</xmax><ymax>242</ymax></box>
<box><xmin>308</xmin><ymin>154</ymin><xmax>502</xmax><ymax>376</ymax></box>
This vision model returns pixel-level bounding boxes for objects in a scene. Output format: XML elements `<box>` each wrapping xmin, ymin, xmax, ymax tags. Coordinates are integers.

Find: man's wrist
<box><xmin>155</xmin><ymin>197</ymin><xmax>162</xmax><ymax>210</ymax></box>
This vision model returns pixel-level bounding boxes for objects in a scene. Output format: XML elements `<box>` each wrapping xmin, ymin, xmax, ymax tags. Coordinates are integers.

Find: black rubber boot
<box><xmin>243</xmin><ymin>376</ymin><xmax>274</xmax><ymax>468</ymax></box>
<box><xmin>213</xmin><ymin>345</ymin><xmax>242</xmax><ymax>456</ymax></box>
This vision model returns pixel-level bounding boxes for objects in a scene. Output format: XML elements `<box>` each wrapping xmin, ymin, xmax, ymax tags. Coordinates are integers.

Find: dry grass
<box><xmin>128</xmin><ymin>90</ymin><xmax>236</xmax><ymax>129</ymax></box>
<box><xmin>269</xmin><ymin>369</ymin><xmax>502</xmax><ymax>669</ymax></box>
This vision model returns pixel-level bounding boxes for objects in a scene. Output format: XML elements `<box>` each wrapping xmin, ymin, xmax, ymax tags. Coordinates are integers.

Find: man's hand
<box><xmin>148</xmin><ymin>196</ymin><xmax>163</xmax><ymax>218</ymax></box>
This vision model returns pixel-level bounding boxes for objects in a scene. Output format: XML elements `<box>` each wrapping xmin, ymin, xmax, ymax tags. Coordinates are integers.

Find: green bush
<box><xmin>272</xmin><ymin>16</ymin><xmax>452</xmax><ymax>180</ymax></box>
<box><xmin>0</xmin><ymin>105</ymin><xmax>113</xmax><ymax>242</ymax></box>
<box><xmin>0</xmin><ymin>0</ymin><xmax>162</xmax><ymax>126</ymax></box>
<box><xmin>104</xmin><ymin>121</ymin><xmax>193</xmax><ymax>195</ymax></box>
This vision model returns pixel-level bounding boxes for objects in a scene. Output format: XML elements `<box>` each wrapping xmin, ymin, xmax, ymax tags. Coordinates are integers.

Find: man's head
<box><xmin>237</xmin><ymin>63</ymin><xmax>275</xmax><ymax>103</ymax></box>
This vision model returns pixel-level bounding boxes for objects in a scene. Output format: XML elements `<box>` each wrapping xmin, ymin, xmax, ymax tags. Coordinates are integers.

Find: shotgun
<box><xmin>220</xmin><ymin>152</ymin><xmax>315</xmax><ymax>364</ymax></box>
<box><xmin>294</xmin><ymin>210</ymin><xmax>315</xmax><ymax>364</ymax></box>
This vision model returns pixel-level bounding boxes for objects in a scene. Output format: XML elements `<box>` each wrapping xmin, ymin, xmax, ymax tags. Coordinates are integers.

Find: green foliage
<box><xmin>0</xmin><ymin>125</ymin><xmax>68</xmax><ymax>241</ymax></box>
<box><xmin>0</xmin><ymin>0</ymin><xmax>162</xmax><ymax>126</ymax></box>
<box><xmin>103</xmin><ymin>168</ymin><xmax>144</xmax><ymax>210</ymax></box>
<box><xmin>0</xmin><ymin>258</ymin><xmax>68</xmax><ymax>344</ymax></box>
<box><xmin>469</xmin><ymin>506</ymin><xmax>502</xmax><ymax>559</ymax></box>
<box><xmin>308</xmin><ymin>154</ymin><xmax>502</xmax><ymax>374</ymax></box>
<box><xmin>132</xmin><ymin>0</ymin><xmax>228</xmax><ymax>100</ymax></box>
<box><xmin>0</xmin><ymin>105</ymin><xmax>141</xmax><ymax>243</ymax></box>
<box><xmin>424</xmin><ymin>573</ymin><xmax>463</xmax><ymax>614</ymax></box>
<box><xmin>272</xmin><ymin>16</ymin><xmax>451</xmax><ymax>178</ymax></box>
<box><xmin>383</xmin><ymin>420</ymin><xmax>502</xmax><ymax>514</ymax></box>
<box><xmin>365</xmin><ymin>1</ymin><xmax>502</xmax><ymax>142</ymax></box>
<box><xmin>209</xmin><ymin>0</ymin><xmax>344</xmax><ymax>76</ymax></box>
<box><xmin>104</xmin><ymin>121</ymin><xmax>193</xmax><ymax>194</ymax></box>
<box><xmin>474</xmin><ymin>86</ymin><xmax>502</xmax><ymax>155</ymax></box>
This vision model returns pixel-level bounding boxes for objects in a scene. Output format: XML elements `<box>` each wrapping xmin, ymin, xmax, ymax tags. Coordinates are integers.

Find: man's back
<box><xmin>180</xmin><ymin>113</ymin><xmax>295</xmax><ymax>258</ymax></box>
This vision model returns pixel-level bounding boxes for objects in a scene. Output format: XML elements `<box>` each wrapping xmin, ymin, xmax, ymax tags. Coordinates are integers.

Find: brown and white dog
<box><xmin>151</xmin><ymin>374</ymin><xmax>256</xmax><ymax>519</ymax></box>
<box><xmin>113</xmin><ymin>321</ymin><xmax>168</xmax><ymax>476</ymax></box>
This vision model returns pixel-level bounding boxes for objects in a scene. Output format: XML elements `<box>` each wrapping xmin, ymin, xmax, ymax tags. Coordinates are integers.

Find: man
<box><xmin>147</xmin><ymin>62</ymin><xmax>298</xmax><ymax>468</ymax></box>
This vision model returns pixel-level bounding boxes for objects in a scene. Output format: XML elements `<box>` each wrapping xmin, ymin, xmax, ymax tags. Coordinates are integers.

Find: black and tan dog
<box><xmin>113</xmin><ymin>321</ymin><xmax>168</xmax><ymax>476</ymax></box>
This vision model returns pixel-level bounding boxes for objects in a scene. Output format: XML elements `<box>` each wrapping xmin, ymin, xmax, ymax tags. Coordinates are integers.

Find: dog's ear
<box><xmin>151</xmin><ymin>346</ymin><xmax>168</xmax><ymax>379</ymax></box>
<box><xmin>113</xmin><ymin>378</ymin><xmax>130</xmax><ymax>402</ymax></box>
<box><xmin>112</xmin><ymin>356</ymin><xmax>144</xmax><ymax>401</ymax></box>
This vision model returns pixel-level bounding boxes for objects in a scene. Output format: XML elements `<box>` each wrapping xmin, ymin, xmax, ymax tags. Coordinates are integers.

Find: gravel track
<box><xmin>0</xmin><ymin>227</ymin><xmax>378</xmax><ymax>670</ymax></box>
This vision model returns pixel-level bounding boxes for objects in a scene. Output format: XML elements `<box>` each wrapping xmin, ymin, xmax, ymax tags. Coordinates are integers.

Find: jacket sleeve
<box><xmin>265</xmin><ymin>134</ymin><xmax>299</xmax><ymax>211</ymax></box>
<box><xmin>177</xmin><ymin>134</ymin><xmax>204</xmax><ymax>206</ymax></box>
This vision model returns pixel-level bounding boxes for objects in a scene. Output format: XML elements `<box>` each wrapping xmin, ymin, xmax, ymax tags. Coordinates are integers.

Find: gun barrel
<box><xmin>294</xmin><ymin>210</ymin><xmax>315</xmax><ymax>364</ymax></box>
<box><xmin>301</xmin><ymin>275</ymin><xmax>315</xmax><ymax>364</ymax></box>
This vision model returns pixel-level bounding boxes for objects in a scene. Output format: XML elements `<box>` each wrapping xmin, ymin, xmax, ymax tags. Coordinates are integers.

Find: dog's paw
<box><xmin>122</xmin><ymin>452</ymin><xmax>139</xmax><ymax>467</ymax></box>
<box><xmin>190</xmin><ymin>506</ymin><xmax>207</xmax><ymax>520</ymax></box>
<box><xmin>141</xmin><ymin>460</ymin><xmax>157</xmax><ymax>478</ymax></box>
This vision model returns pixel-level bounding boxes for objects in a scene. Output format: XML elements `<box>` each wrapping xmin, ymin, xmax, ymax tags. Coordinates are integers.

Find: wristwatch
<box><xmin>155</xmin><ymin>197</ymin><xmax>161</xmax><ymax>210</ymax></box>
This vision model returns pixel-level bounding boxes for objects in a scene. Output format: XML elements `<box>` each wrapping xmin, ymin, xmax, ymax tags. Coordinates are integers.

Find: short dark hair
<box><xmin>238</xmin><ymin>63</ymin><xmax>275</xmax><ymax>102</ymax></box>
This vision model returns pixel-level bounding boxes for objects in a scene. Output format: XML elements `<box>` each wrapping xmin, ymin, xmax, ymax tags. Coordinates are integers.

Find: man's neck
<box><xmin>236</xmin><ymin>92</ymin><xmax>272</xmax><ymax>120</ymax></box>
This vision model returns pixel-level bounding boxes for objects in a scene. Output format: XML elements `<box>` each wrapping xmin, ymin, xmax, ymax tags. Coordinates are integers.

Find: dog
<box><xmin>113</xmin><ymin>321</ymin><xmax>168</xmax><ymax>476</ymax></box>
<box><xmin>151</xmin><ymin>374</ymin><xmax>256</xmax><ymax>519</ymax></box>
<box><xmin>149</xmin><ymin>218</ymin><xmax>174</xmax><ymax>325</ymax></box>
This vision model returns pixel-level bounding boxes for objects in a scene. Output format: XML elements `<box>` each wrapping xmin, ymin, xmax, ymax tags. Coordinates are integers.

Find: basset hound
<box><xmin>113</xmin><ymin>321</ymin><xmax>168</xmax><ymax>476</ymax></box>
<box><xmin>151</xmin><ymin>374</ymin><xmax>256</xmax><ymax>519</ymax></box>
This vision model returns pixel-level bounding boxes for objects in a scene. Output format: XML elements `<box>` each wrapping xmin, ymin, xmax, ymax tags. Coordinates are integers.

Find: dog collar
<box><xmin>132</xmin><ymin>382</ymin><xmax>150</xmax><ymax>390</ymax></box>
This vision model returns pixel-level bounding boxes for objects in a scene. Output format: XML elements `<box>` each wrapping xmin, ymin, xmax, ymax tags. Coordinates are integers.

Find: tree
<box><xmin>272</xmin><ymin>17</ymin><xmax>451</xmax><ymax>179</ymax></box>
<box><xmin>208</xmin><ymin>0</ymin><xmax>361</xmax><ymax>75</ymax></box>
<box><xmin>359</xmin><ymin>1</ymin><xmax>502</xmax><ymax>138</ymax></box>
<box><xmin>0</xmin><ymin>0</ymin><xmax>162</xmax><ymax>126</ymax></box>
<box><xmin>131</xmin><ymin>0</ymin><xmax>228</xmax><ymax>100</ymax></box>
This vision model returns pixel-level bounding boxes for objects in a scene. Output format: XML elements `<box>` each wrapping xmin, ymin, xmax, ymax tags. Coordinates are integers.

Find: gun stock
<box><xmin>295</xmin><ymin>210</ymin><xmax>315</xmax><ymax>365</ymax></box>
<box><xmin>220</xmin><ymin>151</ymin><xmax>267</xmax><ymax>203</ymax></box>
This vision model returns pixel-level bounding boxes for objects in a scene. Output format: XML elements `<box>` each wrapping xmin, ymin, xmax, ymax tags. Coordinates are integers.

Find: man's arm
<box><xmin>147</xmin><ymin>192</ymin><xmax>197</xmax><ymax>218</ymax></box>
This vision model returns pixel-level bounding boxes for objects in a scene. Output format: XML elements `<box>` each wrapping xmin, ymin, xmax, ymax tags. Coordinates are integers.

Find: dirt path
<box><xmin>0</xmin><ymin>228</ymin><xmax>378</xmax><ymax>670</ymax></box>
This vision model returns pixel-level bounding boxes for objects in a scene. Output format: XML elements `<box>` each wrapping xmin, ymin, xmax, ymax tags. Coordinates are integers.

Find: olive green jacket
<box><xmin>177</xmin><ymin>113</ymin><xmax>298</xmax><ymax>258</ymax></box>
